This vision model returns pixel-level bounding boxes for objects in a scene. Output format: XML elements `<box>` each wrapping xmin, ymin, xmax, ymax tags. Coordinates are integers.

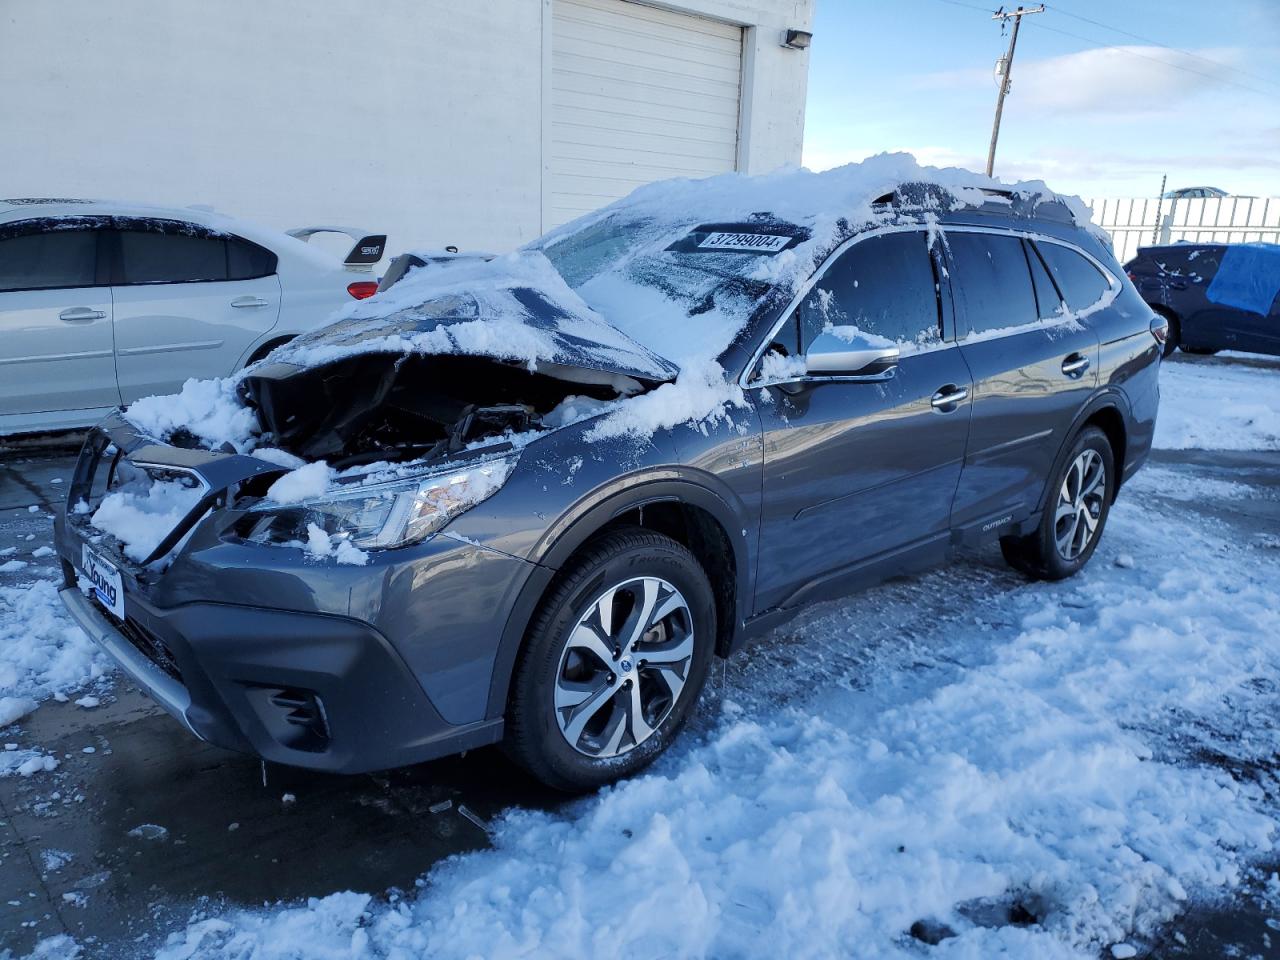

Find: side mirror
<box><xmin>804</xmin><ymin>331</ymin><xmax>900</xmax><ymax>379</ymax></box>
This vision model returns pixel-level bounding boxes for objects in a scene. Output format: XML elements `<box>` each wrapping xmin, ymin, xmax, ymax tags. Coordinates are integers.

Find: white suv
<box><xmin>0</xmin><ymin>199</ymin><xmax>386</xmax><ymax>436</ymax></box>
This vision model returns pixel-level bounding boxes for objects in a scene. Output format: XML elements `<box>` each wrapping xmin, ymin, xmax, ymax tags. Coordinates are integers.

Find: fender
<box><xmin>1033</xmin><ymin>387</ymin><xmax>1132</xmax><ymax>519</ymax></box>
<box><xmin>483</xmin><ymin>471</ymin><xmax>755</xmax><ymax>721</ymax></box>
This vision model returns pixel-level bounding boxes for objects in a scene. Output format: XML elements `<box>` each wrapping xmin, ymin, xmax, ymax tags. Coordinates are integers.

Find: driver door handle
<box><xmin>930</xmin><ymin>385</ymin><xmax>968</xmax><ymax>409</ymax></box>
<box><xmin>231</xmin><ymin>296</ymin><xmax>270</xmax><ymax>308</ymax></box>
<box><xmin>1062</xmin><ymin>353</ymin><xmax>1091</xmax><ymax>377</ymax></box>
<box><xmin>59</xmin><ymin>307</ymin><xmax>106</xmax><ymax>322</ymax></box>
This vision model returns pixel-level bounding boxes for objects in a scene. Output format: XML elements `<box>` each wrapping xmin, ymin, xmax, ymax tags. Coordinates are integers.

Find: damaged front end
<box><xmin>84</xmin><ymin>275</ymin><xmax>677</xmax><ymax>567</ymax></box>
<box><xmin>237</xmin><ymin>351</ymin><xmax>637</xmax><ymax>468</ymax></box>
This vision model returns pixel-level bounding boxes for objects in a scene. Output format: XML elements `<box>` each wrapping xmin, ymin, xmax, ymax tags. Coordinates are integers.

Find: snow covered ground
<box><xmin>2</xmin><ymin>352</ymin><xmax>1279</xmax><ymax>959</ymax></box>
<box><xmin>1154</xmin><ymin>353</ymin><xmax>1280</xmax><ymax>451</ymax></box>
<box><xmin>125</xmin><ymin>460</ymin><xmax>1280</xmax><ymax>960</ymax></box>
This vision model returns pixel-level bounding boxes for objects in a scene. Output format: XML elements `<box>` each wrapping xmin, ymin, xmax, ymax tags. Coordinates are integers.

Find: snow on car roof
<box><xmin>532</xmin><ymin>151</ymin><xmax>1098</xmax><ymax>366</ymax></box>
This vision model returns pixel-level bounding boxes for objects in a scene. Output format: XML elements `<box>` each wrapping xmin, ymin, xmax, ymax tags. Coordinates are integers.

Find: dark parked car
<box><xmin>54</xmin><ymin>167</ymin><xmax>1163</xmax><ymax>791</ymax></box>
<box><xmin>1126</xmin><ymin>241</ymin><xmax>1280</xmax><ymax>357</ymax></box>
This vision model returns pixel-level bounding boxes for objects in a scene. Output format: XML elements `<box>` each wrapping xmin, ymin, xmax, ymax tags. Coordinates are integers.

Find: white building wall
<box><xmin>0</xmin><ymin>0</ymin><xmax>812</xmax><ymax>257</ymax></box>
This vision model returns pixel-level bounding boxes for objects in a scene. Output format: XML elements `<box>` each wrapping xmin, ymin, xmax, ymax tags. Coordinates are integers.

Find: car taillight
<box><xmin>1150</xmin><ymin>314</ymin><xmax>1169</xmax><ymax>346</ymax></box>
<box><xmin>347</xmin><ymin>281</ymin><xmax>378</xmax><ymax>300</ymax></box>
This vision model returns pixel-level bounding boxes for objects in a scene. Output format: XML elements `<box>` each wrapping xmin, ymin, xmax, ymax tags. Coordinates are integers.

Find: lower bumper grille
<box><xmin>114</xmin><ymin>613</ymin><xmax>184</xmax><ymax>684</ymax></box>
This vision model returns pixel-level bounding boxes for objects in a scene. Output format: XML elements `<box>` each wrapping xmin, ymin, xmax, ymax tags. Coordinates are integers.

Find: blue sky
<box><xmin>802</xmin><ymin>0</ymin><xmax>1280</xmax><ymax>198</ymax></box>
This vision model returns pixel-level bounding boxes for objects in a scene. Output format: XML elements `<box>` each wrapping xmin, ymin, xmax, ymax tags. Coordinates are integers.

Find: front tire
<box><xmin>505</xmin><ymin>528</ymin><xmax>715</xmax><ymax>792</ymax></box>
<box><xmin>1000</xmin><ymin>426</ymin><xmax>1115</xmax><ymax>581</ymax></box>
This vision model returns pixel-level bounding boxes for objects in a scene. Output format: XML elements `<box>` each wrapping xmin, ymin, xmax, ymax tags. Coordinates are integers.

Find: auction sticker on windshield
<box><xmin>82</xmin><ymin>545</ymin><xmax>124</xmax><ymax>619</ymax></box>
<box><xmin>696</xmin><ymin>232</ymin><xmax>791</xmax><ymax>252</ymax></box>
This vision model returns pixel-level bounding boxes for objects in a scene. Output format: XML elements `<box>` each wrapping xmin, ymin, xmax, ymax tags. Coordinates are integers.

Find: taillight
<box><xmin>1150</xmin><ymin>313</ymin><xmax>1169</xmax><ymax>346</ymax></box>
<box><xmin>347</xmin><ymin>281</ymin><xmax>378</xmax><ymax>300</ymax></box>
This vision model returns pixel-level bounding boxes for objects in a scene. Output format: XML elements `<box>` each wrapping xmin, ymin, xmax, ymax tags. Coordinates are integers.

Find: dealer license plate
<box><xmin>81</xmin><ymin>544</ymin><xmax>125</xmax><ymax>620</ymax></box>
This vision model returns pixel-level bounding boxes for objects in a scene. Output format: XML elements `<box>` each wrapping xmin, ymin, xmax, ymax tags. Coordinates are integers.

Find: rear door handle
<box><xmin>231</xmin><ymin>296</ymin><xmax>270</xmax><ymax>308</ymax></box>
<box><xmin>930</xmin><ymin>385</ymin><xmax>968</xmax><ymax>409</ymax></box>
<box><xmin>58</xmin><ymin>307</ymin><xmax>106</xmax><ymax>322</ymax></box>
<box><xmin>1062</xmin><ymin>353</ymin><xmax>1091</xmax><ymax>377</ymax></box>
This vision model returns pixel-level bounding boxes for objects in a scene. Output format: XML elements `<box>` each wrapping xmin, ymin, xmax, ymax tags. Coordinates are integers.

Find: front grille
<box><xmin>115</xmin><ymin>614</ymin><xmax>184</xmax><ymax>684</ymax></box>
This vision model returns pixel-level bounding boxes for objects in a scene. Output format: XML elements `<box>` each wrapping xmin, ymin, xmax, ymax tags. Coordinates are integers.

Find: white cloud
<box><xmin>917</xmin><ymin>45</ymin><xmax>1249</xmax><ymax>115</ymax></box>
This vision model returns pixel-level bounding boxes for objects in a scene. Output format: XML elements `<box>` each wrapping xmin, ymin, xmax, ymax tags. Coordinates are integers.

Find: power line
<box><xmin>1043</xmin><ymin>2</ymin><xmax>1280</xmax><ymax>92</ymax></box>
<box><xmin>925</xmin><ymin>0</ymin><xmax>1276</xmax><ymax>99</ymax></box>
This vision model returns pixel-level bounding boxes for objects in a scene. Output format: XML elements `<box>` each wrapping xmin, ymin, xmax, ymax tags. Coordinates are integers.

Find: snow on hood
<box><xmin>268</xmin><ymin>250</ymin><xmax>679</xmax><ymax>383</ymax></box>
<box><xmin>533</xmin><ymin>151</ymin><xmax>1102</xmax><ymax>367</ymax></box>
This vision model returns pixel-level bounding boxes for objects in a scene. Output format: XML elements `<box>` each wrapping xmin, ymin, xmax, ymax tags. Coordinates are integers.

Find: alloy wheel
<box><xmin>1054</xmin><ymin>449</ymin><xmax>1106</xmax><ymax>561</ymax></box>
<box><xmin>553</xmin><ymin>576</ymin><xmax>695</xmax><ymax>758</ymax></box>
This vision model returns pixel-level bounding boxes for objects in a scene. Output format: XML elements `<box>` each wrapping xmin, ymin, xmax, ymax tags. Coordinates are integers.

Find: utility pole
<box><xmin>985</xmin><ymin>5</ymin><xmax>1044</xmax><ymax>177</ymax></box>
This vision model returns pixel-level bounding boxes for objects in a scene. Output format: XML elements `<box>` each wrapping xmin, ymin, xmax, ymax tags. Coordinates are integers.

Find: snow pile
<box><xmin>585</xmin><ymin>360</ymin><xmax>747</xmax><ymax>443</ymax></box>
<box><xmin>0</xmin><ymin>747</ymin><xmax>58</xmax><ymax>778</ymax></box>
<box><xmin>1156</xmin><ymin>357</ymin><xmax>1280</xmax><ymax>450</ymax></box>
<box><xmin>273</xmin><ymin>250</ymin><xmax>675</xmax><ymax>381</ymax></box>
<box><xmin>91</xmin><ymin>479</ymin><xmax>205</xmax><ymax>563</ymax></box>
<box><xmin>125</xmin><ymin>377</ymin><xmax>259</xmax><ymax>453</ymax></box>
<box><xmin>303</xmin><ymin>525</ymin><xmax>369</xmax><ymax>567</ymax></box>
<box><xmin>0</xmin><ymin>579</ymin><xmax>105</xmax><ymax>729</ymax></box>
<box><xmin>266</xmin><ymin>461</ymin><xmax>335</xmax><ymax>504</ymax></box>
<box><xmin>135</xmin><ymin>480</ymin><xmax>1280</xmax><ymax>958</ymax></box>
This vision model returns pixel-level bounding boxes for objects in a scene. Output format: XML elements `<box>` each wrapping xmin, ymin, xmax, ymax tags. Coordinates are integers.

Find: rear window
<box><xmin>0</xmin><ymin>222</ymin><xmax>98</xmax><ymax>291</ymax></box>
<box><xmin>947</xmin><ymin>232</ymin><xmax>1039</xmax><ymax>336</ymax></box>
<box><xmin>112</xmin><ymin>220</ymin><xmax>277</xmax><ymax>285</ymax></box>
<box><xmin>1035</xmin><ymin>241</ymin><xmax>1110</xmax><ymax>312</ymax></box>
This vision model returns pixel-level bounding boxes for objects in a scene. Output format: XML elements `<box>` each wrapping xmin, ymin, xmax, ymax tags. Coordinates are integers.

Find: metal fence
<box><xmin>1085</xmin><ymin>195</ymin><xmax>1280</xmax><ymax>264</ymax></box>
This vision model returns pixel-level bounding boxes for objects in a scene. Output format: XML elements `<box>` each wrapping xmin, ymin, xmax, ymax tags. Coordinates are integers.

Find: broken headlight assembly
<box><xmin>234</xmin><ymin>456</ymin><xmax>518</xmax><ymax>551</ymax></box>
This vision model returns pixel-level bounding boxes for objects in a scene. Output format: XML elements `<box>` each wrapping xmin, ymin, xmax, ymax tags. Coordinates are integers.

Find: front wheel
<box><xmin>1001</xmin><ymin>426</ymin><xmax>1115</xmax><ymax>581</ymax></box>
<box><xmin>505</xmin><ymin>528</ymin><xmax>715</xmax><ymax>792</ymax></box>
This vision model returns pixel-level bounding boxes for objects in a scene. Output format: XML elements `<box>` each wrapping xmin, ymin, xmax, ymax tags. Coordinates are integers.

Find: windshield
<box><xmin>535</xmin><ymin>213</ymin><xmax>802</xmax><ymax>365</ymax></box>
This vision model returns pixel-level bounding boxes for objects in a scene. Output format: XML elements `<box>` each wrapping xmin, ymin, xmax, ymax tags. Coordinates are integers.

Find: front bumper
<box><xmin>55</xmin><ymin>417</ymin><xmax>538</xmax><ymax>774</ymax></box>
<box><xmin>58</xmin><ymin>568</ymin><xmax>505</xmax><ymax>773</ymax></box>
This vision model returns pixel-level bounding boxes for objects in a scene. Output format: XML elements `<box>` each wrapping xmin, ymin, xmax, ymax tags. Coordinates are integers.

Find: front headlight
<box><xmin>237</xmin><ymin>457</ymin><xmax>517</xmax><ymax>550</ymax></box>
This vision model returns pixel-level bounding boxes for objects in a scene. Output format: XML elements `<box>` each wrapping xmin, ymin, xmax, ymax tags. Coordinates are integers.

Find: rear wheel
<box><xmin>1000</xmin><ymin>426</ymin><xmax>1115</xmax><ymax>581</ymax></box>
<box><xmin>505</xmin><ymin>528</ymin><xmax>715</xmax><ymax>792</ymax></box>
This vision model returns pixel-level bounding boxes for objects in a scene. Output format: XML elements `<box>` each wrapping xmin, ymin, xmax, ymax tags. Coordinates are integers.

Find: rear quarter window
<box><xmin>1035</xmin><ymin>241</ymin><xmax>1111</xmax><ymax>313</ymax></box>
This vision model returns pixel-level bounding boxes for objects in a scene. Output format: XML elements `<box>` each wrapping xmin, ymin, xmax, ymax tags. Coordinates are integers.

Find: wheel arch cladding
<box><xmin>484</xmin><ymin>483</ymin><xmax>748</xmax><ymax>722</ymax></box>
<box><xmin>1083</xmin><ymin>405</ymin><xmax>1127</xmax><ymax>501</ymax></box>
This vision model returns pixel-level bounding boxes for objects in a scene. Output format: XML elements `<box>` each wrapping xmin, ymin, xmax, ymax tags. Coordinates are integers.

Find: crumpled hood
<box><xmin>265</xmin><ymin>250</ymin><xmax>679</xmax><ymax>384</ymax></box>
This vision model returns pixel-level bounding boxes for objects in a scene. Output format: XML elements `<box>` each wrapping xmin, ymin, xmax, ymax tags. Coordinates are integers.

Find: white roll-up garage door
<box><xmin>548</xmin><ymin>0</ymin><xmax>743</xmax><ymax>228</ymax></box>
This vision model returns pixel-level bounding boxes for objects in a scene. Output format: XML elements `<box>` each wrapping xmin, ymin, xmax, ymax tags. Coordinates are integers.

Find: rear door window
<box><xmin>111</xmin><ymin>220</ymin><xmax>277</xmax><ymax>285</ymax></box>
<box><xmin>797</xmin><ymin>230</ymin><xmax>941</xmax><ymax>352</ymax></box>
<box><xmin>117</xmin><ymin>228</ymin><xmax>229</xmax><ymax>284</ymax></box>
<box><xmin>947</xmin><ymin>232</ymin><xmax>1039</xmax><ymax>336</ymax></box>
<box><xmin>0</xmin><ymin>222</ymin><xmax>99</xmax><ymax>291</ymax></box>
<box><xmin>1035</xmin><ymin>241</ymin><xmax>1111</xmax><ymax>313</ymax></box>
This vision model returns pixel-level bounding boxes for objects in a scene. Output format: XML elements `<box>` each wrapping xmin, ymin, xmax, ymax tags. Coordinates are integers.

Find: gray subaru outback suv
<box><xmin>55</xmin><ymin>164</ymin><xmax>1162</xmax><ymax>791</ymax></box>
